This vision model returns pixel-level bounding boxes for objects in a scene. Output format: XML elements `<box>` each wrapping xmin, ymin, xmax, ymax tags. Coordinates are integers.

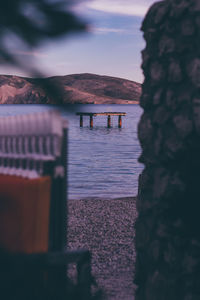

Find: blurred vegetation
<box><xmin>0</xmin><ymin>0</ymin><xmax>87</xmax><ymax>104</ymax></box>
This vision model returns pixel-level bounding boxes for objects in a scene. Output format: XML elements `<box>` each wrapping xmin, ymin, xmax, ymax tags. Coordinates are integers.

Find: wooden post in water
<box><xmin>76</xmin><ymin>112</ymin><xmax>126</xmax><ymax>128</ymax></box>
<box><xmin>90</xmin><ymin>116</ymin><xmax>93</xmax><ymax>128</ymax></box>
<box><xmin>118</xmin><ymin>115</ymin><xmax>122</xmax><ymax>128</ymax></box>
<box><xmin>80</xmin><ymin>115</ymin><xmax>83</xmax><ymax>127</ymax></box>
<box><xmin>107</xmin><ymin>115</ymin><xmax>111</xmax><ymax>128</ymax></box>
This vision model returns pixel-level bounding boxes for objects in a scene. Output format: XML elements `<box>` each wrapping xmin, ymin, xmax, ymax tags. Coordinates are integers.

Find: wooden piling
<box><xmin>90</xmin><ymin>116</ymin><xmax>93</xmax><ymax>128</ymax></box>
<box><xmin>80</xmin><ymin>115</ymin><xmax>83</xmax><ymax>127</ymax></box>
<box><xmin>107</xmin><ymin>115</ymin><xmax>111</xmax><ymax>128</ymax></box>
<box><xmin>118</xmin><ymin>115</ymin><xmax>122</xmax><ymax>128</ymax></box>
<box><xmin>76</xmin><ymin>112</ymin><xmax>126</xmax><ymax>128</ymax></box>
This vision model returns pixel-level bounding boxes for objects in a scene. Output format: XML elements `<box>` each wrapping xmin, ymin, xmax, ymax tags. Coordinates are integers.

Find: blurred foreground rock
<box><xmin>136</xmin><ymin>0</ymin><xmax>200</xmax><ymax>299</ymax></box>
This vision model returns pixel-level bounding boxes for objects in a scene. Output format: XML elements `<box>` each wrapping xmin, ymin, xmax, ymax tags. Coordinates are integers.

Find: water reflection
<box><xmin>68</xmin><ymin>105</ymin><xmax>143</xmax><ymax>199</ymax></box>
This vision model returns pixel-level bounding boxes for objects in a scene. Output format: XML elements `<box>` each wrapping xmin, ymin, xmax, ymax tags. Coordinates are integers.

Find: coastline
<box><xmin>68</xmin><ymin>196</ymin><xmax>138</xmax><ymax>299</ymax></box>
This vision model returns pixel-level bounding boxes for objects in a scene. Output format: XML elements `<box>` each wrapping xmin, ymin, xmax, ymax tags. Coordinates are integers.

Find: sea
<box><xmin>0</xmin><ymin>104</ymin><xmax>143</xmax><ymax>199</ymax></box>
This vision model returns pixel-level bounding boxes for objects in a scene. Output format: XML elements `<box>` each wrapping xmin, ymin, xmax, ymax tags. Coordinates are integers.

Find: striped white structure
<box><xmin>0</xmin><ymin>110</ymin><xmax>67</xmax><ymax>179</ymax></box>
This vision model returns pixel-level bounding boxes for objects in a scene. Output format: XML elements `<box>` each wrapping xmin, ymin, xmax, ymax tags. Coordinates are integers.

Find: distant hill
<box><xmin>0</xmin><ymin>73</ymin><xmax>141</xmax><ymax>104</ymax></box>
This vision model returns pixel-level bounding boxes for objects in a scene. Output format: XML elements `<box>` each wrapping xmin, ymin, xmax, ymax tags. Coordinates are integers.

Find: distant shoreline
<box><xmin>0</xmin><ymin>73</ymin><xmax>141</xmax><ymax>104</ymax></box>
<box><xmin>68</xmin><ymin>196</ymin><xmax>137</xmax><ymax>201</ymax></box>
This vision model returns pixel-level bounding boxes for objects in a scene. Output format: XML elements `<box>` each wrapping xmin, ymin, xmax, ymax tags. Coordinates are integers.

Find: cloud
<box><xmin>90</xmin><ymin>27</ymin><xmax>128</xmax><ymax>34</ymax></box>
<box><xmin>79</xmin><ymin>0</ymin><xmax>153</xmax><ymax>17</ymax></box>
<box><xmin>89</xmin><ymin>26</ymin><xmax>141</xmax><ymax>35</ymax></box>
<box><xmin>14</xmin><ymin>50</ymin><xmax>48</xmax><ymax>58</ymax></box>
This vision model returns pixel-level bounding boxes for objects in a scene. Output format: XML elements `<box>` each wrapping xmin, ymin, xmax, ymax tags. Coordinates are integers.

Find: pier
<box><xmin>76</xmin><ymin>112</ymin><xmax>126</xmax><ymax>128</ymax></box>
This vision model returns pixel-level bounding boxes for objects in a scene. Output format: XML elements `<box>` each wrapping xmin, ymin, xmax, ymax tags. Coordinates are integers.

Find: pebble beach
<box><xmin>68</xmin><ymin>197</ymin><xmax>138</xmax><ymax>299</ymax></box>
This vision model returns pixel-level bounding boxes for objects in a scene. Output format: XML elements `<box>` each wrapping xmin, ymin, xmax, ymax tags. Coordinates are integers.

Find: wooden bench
<box><xmin>0</xmin><ymin>110</ymin><xmax>93</xmax><ymax>299</ymax></box>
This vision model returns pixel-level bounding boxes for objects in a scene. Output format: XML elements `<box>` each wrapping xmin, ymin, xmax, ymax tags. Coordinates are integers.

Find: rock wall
<box><xmin>135</xmin><ymin>0</ymin><xmax>200</xmax><ymax>299</ymax></box>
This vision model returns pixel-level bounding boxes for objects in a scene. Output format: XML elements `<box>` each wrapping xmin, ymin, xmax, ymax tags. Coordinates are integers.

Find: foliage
<box><xmin>0</xmin><ymin>0</ymin><xmax>86</xmax><ymax>68</ymax></box>
<box><xmin>0</xmin><ymin>1</ymin><xmax>87</xmax><ymax>104</ymax></box>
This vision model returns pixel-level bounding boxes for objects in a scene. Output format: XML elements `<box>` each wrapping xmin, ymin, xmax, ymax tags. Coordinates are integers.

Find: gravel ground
<box><xmin>67</xmin><ymin>197</ymin><xmax>138</xmax><ymax>300</ymax></box>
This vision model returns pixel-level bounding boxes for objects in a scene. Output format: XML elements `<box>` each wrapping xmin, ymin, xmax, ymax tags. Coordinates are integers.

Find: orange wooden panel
<box><xmin>0</xmin><ymin>175</ymin><xmax>51</xmax><ymax>253</ymax></box>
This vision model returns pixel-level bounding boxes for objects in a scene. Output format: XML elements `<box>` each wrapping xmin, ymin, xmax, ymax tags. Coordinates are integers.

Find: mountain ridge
<box><xmin>0</xmin><ymin>73</ymin><xmax>141</xmax><ymax>104</ymax></box>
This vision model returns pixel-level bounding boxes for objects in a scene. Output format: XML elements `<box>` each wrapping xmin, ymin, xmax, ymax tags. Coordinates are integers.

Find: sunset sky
<box><xmin>1</xmin><ymin>0</ymin><xmax>157</xmax><ymax>83</ymax></box>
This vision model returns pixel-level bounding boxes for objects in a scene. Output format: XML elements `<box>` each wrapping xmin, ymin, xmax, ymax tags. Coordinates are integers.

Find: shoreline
<box><xmin>68</xmin><ymin>196</ymin><xmax>138</xmax><ymax>201</ymax></box>
<box><xmin>67</xmin><ymin>196</ymin><xmax>138</xmax><ymax>299</ymax></box>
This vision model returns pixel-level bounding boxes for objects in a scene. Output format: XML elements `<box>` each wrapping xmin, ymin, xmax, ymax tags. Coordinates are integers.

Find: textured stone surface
<box><xmin>68</xmin><ymin>197</ymin><xmax>137</xmax><ymax>300</ymax></box>
<box><xmin>135</xmin><ymin>0</ymin><xmax>200</xmax><ymax>299</ymax></box>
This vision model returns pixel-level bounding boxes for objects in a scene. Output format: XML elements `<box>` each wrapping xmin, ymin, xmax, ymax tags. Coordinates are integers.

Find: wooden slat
<box><xmin>76</xmin><ymin>112</ymin><xmax>126</xmax><ymax>116</ymax></box>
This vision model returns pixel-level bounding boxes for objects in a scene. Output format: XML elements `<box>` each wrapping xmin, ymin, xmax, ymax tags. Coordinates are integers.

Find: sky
<box><xmin>1</xmin><ymin>0</ymin><xmax>157</xmax><ymax>83</ymax></box>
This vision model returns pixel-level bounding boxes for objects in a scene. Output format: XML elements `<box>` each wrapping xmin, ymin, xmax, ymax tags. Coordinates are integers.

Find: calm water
<box><xmin>0</xmin><ymin>105</ymin><xmax>143</xmax><ymax>199</ymax></box>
